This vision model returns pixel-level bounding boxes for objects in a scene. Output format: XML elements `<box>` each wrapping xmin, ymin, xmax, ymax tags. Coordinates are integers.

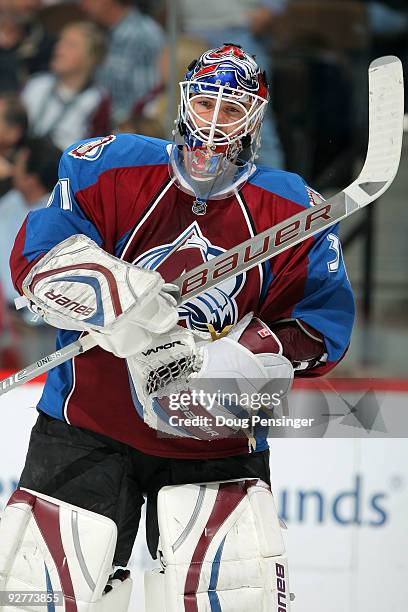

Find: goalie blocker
<box><xmin>20</xmin><ymin>234</ymin><xmax>179</xmax><ymax>357</ymax></box>
<box><xmin>145</xmin><ymin>478</ymin><xmax>291</xmax><ymax>612</ymax></box>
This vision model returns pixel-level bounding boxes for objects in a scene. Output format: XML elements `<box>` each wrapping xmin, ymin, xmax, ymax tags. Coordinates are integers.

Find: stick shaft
<box><xmin>0</xmin><ymin>335</ymin><xmax>96</xmax><ymax>394</ymax></box>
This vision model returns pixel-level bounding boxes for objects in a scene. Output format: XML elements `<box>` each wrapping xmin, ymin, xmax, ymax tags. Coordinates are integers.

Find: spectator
<box><xmin>0</xmin><ymin>137</ymin><xmax>60</xmax><ymax>306</ymax></box>
<box><xmin>0</xmin><ymin>136</ymin><xmax>60</xmax><ymax>365</ymax></box>
<box><xmin>0</xmin><ymin>8</ymin><xmax>22</xmax><ymax>90</ymax></box>
<box><xmin>0</xmin><ymin>93</ymin><xmax>28</xmax><ymax>197</ymax></box>
<box><xmin>178</xmin><ymin>0</ymin><xmax>287</xmax><ymax>167</ymax></box>
<box><xmin>129</xmin><ymin>37</ymin><xmax>209</xmax><ymax>136</ymax></box>
<box><xmin>21</xmin><ymin>21</ymin><xmax>110</xmax><ymax>150</ymax></box>
<box><xmin>80</xmin><ymin>0</ymin><xmax>164</xmax><ymax>124</ymax></box>
<box><xmin>0</xmin><ymin>0</ymin><xmax>55</xmax><ymax>89</ymax></box>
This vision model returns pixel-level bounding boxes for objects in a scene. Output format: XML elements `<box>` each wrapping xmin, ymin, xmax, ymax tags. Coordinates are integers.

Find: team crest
<box><xmin>69</xmin><ymin>135</ymin><xmax>116</xmax><ymax>161</ymax></box>
<box><xmin>133</xmin><ymin>222</ymin><xmax>246</xmax><ymax>333</ymax></box>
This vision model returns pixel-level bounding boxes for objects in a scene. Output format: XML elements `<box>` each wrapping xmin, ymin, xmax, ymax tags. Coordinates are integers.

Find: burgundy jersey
<box><xmin>10</xmin><ymin>134</ymin><xmax>354</xmax><ymax>458</ymax></box>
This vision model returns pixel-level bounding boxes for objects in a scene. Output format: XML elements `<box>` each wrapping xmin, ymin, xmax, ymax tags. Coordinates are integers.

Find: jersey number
<box><xmin>47</xmin><ymin>178</ymin><xmax>73</xmax><ymax>211</ymax></box>
<box><xmin>327</xmin><ymin>233</ymin><xmax>341</xmax><ymax>272</ymax></box>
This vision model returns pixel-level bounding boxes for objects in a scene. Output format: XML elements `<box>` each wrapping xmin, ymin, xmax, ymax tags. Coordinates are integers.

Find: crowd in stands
<box><xmin>0</xmin><ymin>0</ymin><xmax>407</xmax><ymax>367</ymax></box>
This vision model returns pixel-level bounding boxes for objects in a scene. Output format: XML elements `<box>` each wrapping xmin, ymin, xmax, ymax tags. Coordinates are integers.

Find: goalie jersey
<box><xmin>10</xmin><ymin>134</ymin><xmax>355</xmax><ymax>458</ymax></box>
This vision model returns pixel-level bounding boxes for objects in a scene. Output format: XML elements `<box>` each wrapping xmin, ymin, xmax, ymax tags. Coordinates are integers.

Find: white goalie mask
<box><xmin>170</xmin><ymin>44</ymin><xmax>269</xmax><ymax>208</ymax></box>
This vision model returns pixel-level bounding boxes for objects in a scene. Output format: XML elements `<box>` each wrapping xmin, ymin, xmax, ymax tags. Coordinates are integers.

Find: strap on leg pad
<box><xmin>145</xmin><ymin>478</ymin><xmax>291</xmax><ymax>612</ymax></box>
<box><xmin>0</xmin><ymin>488</ymin><xmax>132</xmax><ymax>611</ymax></box>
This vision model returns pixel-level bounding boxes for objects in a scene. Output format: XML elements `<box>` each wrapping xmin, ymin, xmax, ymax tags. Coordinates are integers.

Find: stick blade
<box><xmin>345</xmin><ymin>55</ymin><xmax>404</xmax><ymax>207</ymax></box>
<box><xmin>369</xmin><ymin>55</ymin><xmax>401</xmax><ymax>71</ymax></box>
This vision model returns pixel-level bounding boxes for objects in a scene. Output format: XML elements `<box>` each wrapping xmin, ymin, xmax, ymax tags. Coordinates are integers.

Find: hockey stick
<box><xmin>0</xmin><ymin>56</ymin><xmax>403</xmax><ymax>396</ymax></box>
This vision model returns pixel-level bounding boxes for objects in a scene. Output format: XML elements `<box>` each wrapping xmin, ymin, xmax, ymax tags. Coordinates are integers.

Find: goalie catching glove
<box><xmin>126</xmin><ymin>313</ymin><xmax>294</xmax><ymax>440</ymax></box>
<box><xmin>21</xmin><ymin>234</ymin><xmax>179</xmax><ymax>356</ymax></box>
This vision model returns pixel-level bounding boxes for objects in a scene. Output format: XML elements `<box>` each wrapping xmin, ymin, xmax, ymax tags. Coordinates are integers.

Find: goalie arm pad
<box><xmin>21</xmin><ymin>234</ymin><xmax>179</xmax><ymax>355</ymax></box>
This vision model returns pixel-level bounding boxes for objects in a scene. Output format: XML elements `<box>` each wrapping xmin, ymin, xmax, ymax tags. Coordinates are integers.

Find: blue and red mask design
<box><xmin>186</xmin><ymin>44</ymin><xmax>268</xmax><ymax>100</ymax></box>
<box><xmin>171</xmin><ymin>44</ymin><xmax>269</xmax><ymax>203</ymax></box>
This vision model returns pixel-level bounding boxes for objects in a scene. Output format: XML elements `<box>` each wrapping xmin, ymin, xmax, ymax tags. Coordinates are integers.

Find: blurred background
<box><xmin>0</xmin><ymin>2</ymin><xmax>407</xmax><ymax>611</ymax></box>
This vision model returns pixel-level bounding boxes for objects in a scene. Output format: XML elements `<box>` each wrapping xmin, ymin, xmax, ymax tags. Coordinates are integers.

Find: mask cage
<box><xmin>179</xmin><ymin>81</ymin><xmax>268</xmax><ymax>157</ymax></box>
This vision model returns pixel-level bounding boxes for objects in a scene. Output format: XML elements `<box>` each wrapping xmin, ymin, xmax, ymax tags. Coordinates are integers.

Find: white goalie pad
<box><xmin>21</xmin><ymin>234</ymin><xmax>178</xmax><ymax>340</ymax></box>
<box><xmin>0</xmin><ymin>488</ymin><xmax>132</xmax><ymax>612</ymax></box>
<box><xmin>145</xmin><ymin>479</ymin><xmax>291</xmax><ymax>612</ymax></box>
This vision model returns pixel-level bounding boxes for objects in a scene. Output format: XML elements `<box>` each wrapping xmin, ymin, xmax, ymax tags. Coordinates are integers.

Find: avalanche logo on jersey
<box><xmin>133</xmin><ymin>221</ymin><xmax>245</xmax><ymax>333</ymax></box>
<box><xmin>68</xmin><ymin>135</ymin><xmax>116</xmax><ymax>161</ymax></box>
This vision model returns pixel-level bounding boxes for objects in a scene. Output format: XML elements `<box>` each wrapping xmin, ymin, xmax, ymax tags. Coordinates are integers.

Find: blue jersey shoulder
<box><xmin>60</xmin><ymin>133</ymin><xmax>172</xmax><ymax>194</ymax></box>
<box><xmin>249</xmin><ymin>166</ymin><xmax>311</xmax><ymax>209</ymax></box>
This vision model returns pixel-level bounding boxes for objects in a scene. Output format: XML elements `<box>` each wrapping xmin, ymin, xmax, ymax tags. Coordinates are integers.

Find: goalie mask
<box><xmin>170</xmin><ymin>44</ymin><xmax>269</xmax><ymax>209</ymax></box>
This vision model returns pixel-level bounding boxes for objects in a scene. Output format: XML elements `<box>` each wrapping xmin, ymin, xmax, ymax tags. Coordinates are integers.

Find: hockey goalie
<box><xmin>0</xmin><ymin>44</ymin><xmax>356</xmax><ymax>611</ymax></box>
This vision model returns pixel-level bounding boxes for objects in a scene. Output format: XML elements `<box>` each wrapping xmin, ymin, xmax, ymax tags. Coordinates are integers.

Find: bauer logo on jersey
<box><xmin>68</xmin><ymin>135</ymin><xmax>116</xmax><ymax>161</ymax></box>
<box><xmin>133</xmin><ymin>221</ymin><xmax>246</xmax><ymax>333</ymax></box>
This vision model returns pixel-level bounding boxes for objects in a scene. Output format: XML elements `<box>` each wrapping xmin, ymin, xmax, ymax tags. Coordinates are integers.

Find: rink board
<box><xmin>0</xmin><ymin>379</ymin><xmax>407</xmax><ymax>612</ymax></box>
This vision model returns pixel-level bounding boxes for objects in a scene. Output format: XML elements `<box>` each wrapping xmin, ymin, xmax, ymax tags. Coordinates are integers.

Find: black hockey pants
<box><xmin>19</xmin><ymin>412</ymin><xmax>270</xmax><ymax>565</ymax></box>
